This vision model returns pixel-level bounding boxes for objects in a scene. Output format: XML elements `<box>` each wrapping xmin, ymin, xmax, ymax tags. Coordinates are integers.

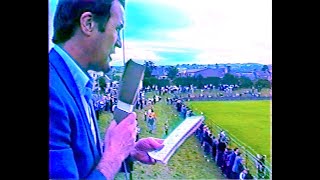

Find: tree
<box><xmin>254</xmin><ymin>79</ymin><xmax>271</xmax><ymax>92</ymax></box>
<box><xmin>157</xmin><ymin>79</ymin><xmax>170</xmax><ymax>88</ymax></box>
<box><xmin>167</xmin><ymin>66</ymin><xmax>179</xmax><ymax>80</ymax></box>
<box><xmin>238</xmin><ymin>77</ymin><xmax>253</xmax><ymax>88</ymax></box>
<box><xmin>203</xmin><ymin>77</ymin><xmax>221</xmax><ymax>87</ymax></box>
<box><xmin>97</xmin><ymin>76</ymin><xmax>107</xmax><ymax>94</ymax></box>
<box><xmin>221</xmin><ymin>73</ymin><xmax>238</xmax><ymax>85</ymax></box>
<box><xmin>142</xmin><ymin>77</ymin><xmax>170</xmax><ymax>88</ymax></box>
<box><xmin>261</xmin><ymin>65</ymin><xmax>269</xmax><ymax>72</ymax></box>
<box><xmin>112</xmin><ymin>75</ymin><xmax>121</xmax><ymax>81</ymax></box>
<box><xmin>143</xmin><ymin>77</ymin><xmax>158</xmax><ymax>87</ymax></box>
<box><xmin>144</xmin><ymin>60</ymin><xmax>156</xmax><ymax>78</ymax></box>
<box><xmin>172</xmin><ymin>77</ymin><xmax>194</xmax><ymax>87</ymax></box>
<box><xmin>195</xmin><ymin>75</ymin><xmax>204</xmax><ymax>88</ymax></box>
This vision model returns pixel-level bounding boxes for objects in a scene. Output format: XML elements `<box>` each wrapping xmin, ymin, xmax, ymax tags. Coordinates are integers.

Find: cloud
<box><xmin>194</xmin><ymin>49</ymin><xmax>272</xmax><ymax>65</ymax></box>
<box><xmin>110</xmin><ymin>45</ymin><xmax>165</xmax><ymax>66</ymax></box>
<box><xmin>125</xmin><ymin>0</ymin><xmax>272</xmax><ymax>65</ymax></box>
<box><xmin>108</xmin><ymin>39</ymin><xmax>193</xmax><ymax>65</ymax></box>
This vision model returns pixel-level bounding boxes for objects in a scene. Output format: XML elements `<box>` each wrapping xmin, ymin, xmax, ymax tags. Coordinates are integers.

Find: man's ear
<box><xmin>80</xmin><ymin>12</ymin><xmax>95</xmax><ymax>36</ymax></box>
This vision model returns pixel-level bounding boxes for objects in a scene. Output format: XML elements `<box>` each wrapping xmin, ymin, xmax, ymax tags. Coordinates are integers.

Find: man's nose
<box><xmin>115</xmin><ymin>30</ymin><xmax>122</xmax><ymax>48</ymax></box>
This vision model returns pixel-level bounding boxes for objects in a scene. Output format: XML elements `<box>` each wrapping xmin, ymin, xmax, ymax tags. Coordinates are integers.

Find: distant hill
<box><xmin>112</xmin><ymin>63</ymin><xmax>271</xmax><ymax>73</ymax></box>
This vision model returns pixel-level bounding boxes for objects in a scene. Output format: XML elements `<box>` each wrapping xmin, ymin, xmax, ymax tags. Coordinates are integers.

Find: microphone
<box><xmin>113</xmin><ymin>59</ymin><xmax>145</xmax><ymax>179</ymax></box>
<box><xmin>113</xmin><ymin>59</ymin><xmax>145</xmax><ymax>123</ymax></box>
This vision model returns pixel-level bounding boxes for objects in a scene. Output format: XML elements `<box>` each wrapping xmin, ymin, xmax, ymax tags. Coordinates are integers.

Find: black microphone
<box><xmin>113</xmin><ymin>59</ymin><xmax>145</xmax><ymax>179</ymax></box>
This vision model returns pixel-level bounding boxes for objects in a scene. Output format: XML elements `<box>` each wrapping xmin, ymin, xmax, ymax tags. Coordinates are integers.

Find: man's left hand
<box><xmin>130</xmin><ymin>137</ymin><xmax>164</xmax><ymax>164</ymax></box>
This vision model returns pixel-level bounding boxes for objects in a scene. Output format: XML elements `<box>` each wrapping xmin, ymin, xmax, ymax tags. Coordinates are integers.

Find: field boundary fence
<box><xmin>201</xmin><ymin>116</ymin><xmax>272</xmax><ymax>179</ymax></box>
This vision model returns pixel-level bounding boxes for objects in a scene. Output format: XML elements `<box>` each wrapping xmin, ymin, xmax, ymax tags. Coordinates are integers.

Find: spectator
<box><xmin>227</xmin><ymin>147</ymin><xmax>240</xmax><ymax>178</ymax></box>
<box><xmin>147</xmin><ymin>109</ymin><xmax>157</xmax><ymax>134</ymax></box>
<box><xmin>135</xmin><ymin>118</ymin><xmax>141</xmax><ymax>142</ymax></box>
<box><xmin>164</xmin><ymin>122</ymin><xmax>169</xmax><ymax>136</ymax></box>
<box><xmin>239</xmin><ymin>169</ymin><xmax>247</xmax><ymax>180</ymax></box>
<box><xmin>256</xmin><ymin>154</ymin><xmax>266</xmax><ymax>179</ymax></box>
<box><xmin>232</xmin><ymin>153</ymin><xmax>244</xmax><ymax>179</ymax></box>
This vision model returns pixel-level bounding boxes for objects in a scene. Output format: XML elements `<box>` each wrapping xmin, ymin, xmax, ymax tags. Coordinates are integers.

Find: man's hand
<box><xmin>103</xmin><ymin>112</ymin><xmax>137</xmax><ymax>159</ymax></box>
<box><xmin>97</xmin><ymin>112</ymin><xmax>137</xmax><ymax>179</ymax></box>
<box><xmin>130</xmin><ymin>137</ymin><xmax>164</xmax><ymax>164</ymax></box>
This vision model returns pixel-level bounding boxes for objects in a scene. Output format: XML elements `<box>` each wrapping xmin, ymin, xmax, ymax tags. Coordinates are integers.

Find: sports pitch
<box><xmin>187</xmin><ymin>100</ymin><xmax>271</xmax><ymax>160</ymax></box>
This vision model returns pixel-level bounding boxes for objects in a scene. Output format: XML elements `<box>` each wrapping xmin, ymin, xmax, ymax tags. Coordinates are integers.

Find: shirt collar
<box><xmin>53</xmin><ymin>44</ymin><xmax>93</xmax><ymax>95</ymax></box>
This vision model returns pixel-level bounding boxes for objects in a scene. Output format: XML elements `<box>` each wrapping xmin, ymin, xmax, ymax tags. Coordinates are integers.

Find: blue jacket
<box><xmin>49</xmin><ymin>48</ymin><xmax>105</xmax><ymax>179</ymax></box>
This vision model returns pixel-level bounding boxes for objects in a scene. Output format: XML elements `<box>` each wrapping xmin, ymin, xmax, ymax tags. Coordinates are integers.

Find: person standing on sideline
<box><xmin>49</xmin><ymin>0</ymin><xmax>164</xmax><ymax>179</ymax></box>
<box><xmin>147</xmin><ymin>108</ymin><xmax>156</xmax><ymax>134</ymax></box>
<box><xmin>164</xmin><ymin>122</ymin><xmax>169</xmax><ymax>136</ymax></box>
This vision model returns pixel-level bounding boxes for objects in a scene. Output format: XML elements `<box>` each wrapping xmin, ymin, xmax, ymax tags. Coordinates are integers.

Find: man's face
<box><xmin>89</xmin><ymin>0</ymin><xmax>124</xmax><ymax>73</ymax></box>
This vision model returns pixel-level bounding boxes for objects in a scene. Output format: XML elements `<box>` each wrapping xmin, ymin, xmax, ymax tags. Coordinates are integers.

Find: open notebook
<box><xmin>148</xmin><ymin>115</ymin><xmax>204</xmax><ymax>164</ymax></box>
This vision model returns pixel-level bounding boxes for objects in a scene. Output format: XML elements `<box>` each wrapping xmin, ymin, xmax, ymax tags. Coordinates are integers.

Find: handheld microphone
<box><xmin>113</xmin><ymin>59</ymin><xmax>145</xmax><ymax>179</ymax></box>
<box><xmin>113</xmin><ymin>59</ymin><xmax>145</xmax><ymax>123</ymax></box>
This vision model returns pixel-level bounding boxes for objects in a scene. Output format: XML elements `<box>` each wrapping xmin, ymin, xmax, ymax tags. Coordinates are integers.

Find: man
<box><xmin>49</xmin><ymin>0</ymin><xmax>164</xmax><ymax>179</ymax></box>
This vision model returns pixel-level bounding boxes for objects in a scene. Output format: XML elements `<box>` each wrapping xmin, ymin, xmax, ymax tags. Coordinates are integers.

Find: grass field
<box><xmin>186</xmin><ymin>100</ymin><xmax>271</xmax><ymax>161</ymax></box>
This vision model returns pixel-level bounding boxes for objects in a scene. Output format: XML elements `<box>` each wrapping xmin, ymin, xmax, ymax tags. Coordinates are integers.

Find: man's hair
<box><xmin>52</xmin><ymin>0</ymin><xmax>125</xmax><ymax>44</ymax></box>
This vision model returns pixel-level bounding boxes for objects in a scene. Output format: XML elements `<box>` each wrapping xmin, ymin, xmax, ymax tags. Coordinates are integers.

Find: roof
<box><xmin>151</xmin><ymin>67</ymin><xmax>168</xmax><ymax>77</ymax></box>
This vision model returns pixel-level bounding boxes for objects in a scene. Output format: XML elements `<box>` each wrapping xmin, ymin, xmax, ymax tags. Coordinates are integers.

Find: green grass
<box><xmin>97</xmin><ymin>112</ymin><xmax>113</xmax><ymax>139</ymax></box>
<box><xmin>186</xmin><ymin>100</ymin><xmax>271</xmax><ymax>161</ymax></box>
<box><xmin>97</xmin><ymin>93</ymin><xmax>225</xmax><ymax>179</ymax></box>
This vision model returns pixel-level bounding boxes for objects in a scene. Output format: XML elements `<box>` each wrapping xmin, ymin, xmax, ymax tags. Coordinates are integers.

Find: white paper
<box><xmin>148</xmin><ymin>116</ymin><xmax>204</xmax><ymax>164</ymax></box>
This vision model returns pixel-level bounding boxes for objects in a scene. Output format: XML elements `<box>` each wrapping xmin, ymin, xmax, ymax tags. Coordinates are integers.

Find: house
<box><xmin>180</xmin><ymin>68</ymin><xmax>227</xmax><ymax>78</ymax></box>
<box><xmin>151</xmin><ymin>66</ymin><xmax>168</xmax><ymax>79</ymax></box>
<box><xmin>254</xmin><ymin>70</ymin><xmax>271</xmax><ymax>80</ymax></box>
<box><xmin>238</xmin><ymin>72</ymin><xmax>256</xmax><ymax>80</ymax></box>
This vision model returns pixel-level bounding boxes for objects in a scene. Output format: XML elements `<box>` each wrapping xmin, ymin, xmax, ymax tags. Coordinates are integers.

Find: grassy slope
<box><xmin>187</xmin><ymin>100</ymin><xmax>271</xmax><ymax>160</ymax></box>
<box><xmin>98</xmin><ymin>93</ymin><xmax>225</xmax><ymax>179</ymax></box>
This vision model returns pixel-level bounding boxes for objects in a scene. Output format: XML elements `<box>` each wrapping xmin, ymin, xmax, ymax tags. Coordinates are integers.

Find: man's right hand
<box><xmin>97</xmin><ymin>112</ymin><xmax>137</xmax><ymax>179</ymax></box>
<box><xmin>104</xmin><ymin>112</ymin><xmax>137</xmax><ymax>159</ymax></box>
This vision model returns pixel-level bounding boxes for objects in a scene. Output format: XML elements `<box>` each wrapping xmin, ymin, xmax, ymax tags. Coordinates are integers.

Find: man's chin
<box><xmin>87</xmin><ymin>63</ymin><xmax>110</xmax><ymax>74</ymax></box>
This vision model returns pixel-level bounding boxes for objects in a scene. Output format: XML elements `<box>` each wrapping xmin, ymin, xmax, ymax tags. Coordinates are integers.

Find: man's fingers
<box><xmin>118</xmin><ymin>112</ymin><xmax>137</xmax><ymax>126</ymax></box>
<box><xmin>151</xmin><ymin>137</ymin><xmax>165</xmax><ymax>144</ymax></box>
<box><xmin>131</xmin><ymin>151</ymin><xmax>156</xmax><ymax>165</ymax></box>
<box><xmin>135</xmin><ymin>138</ymin><xmax>165</xmax><ymax>151</ymax></box>
<box><xmin>111</xmin><ymin>112</ymin><xmax>137</xmax><ymax>144</ymax></box>
<box><xmin>149</xmin><ymin>138</ymin><xmax>165</xmax><ymax>150</ymax></box>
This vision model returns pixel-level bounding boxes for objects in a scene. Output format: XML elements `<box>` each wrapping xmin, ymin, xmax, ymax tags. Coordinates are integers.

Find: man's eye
<box><xmin>117</xmin><ymin>24</ymin><xmax>124</xmax><ymax>31</ymax></box>
<box><xmin>116</xmin><ymin>27</ymin><xmax>121</xmax><ymax>33</ymax></box>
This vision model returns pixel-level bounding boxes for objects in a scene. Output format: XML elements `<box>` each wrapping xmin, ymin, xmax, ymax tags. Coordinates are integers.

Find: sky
<box><xmin>48</xmin><ymin>0</ymin><xmax>272</xmax><ymax>66</ymax></box>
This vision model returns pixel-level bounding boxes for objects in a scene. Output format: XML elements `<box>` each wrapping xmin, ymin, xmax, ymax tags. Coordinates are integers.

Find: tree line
<box><xmin>142</xmin><ymin>61</ymin><xmax>271</xmax><ymax>91</ymax></box>
<box><xmin>96</xmin><ymin>61</ymin><xmax>271</xmax><ymax>94</ymax></box>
